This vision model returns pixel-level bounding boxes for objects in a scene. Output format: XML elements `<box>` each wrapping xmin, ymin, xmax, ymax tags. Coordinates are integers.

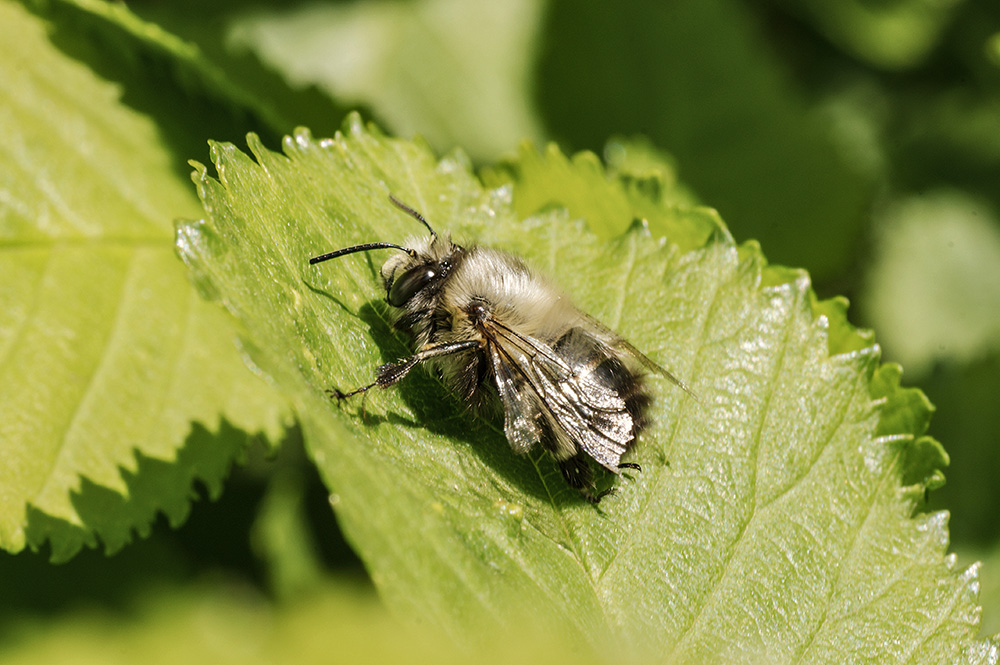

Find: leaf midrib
<box><xmin>31</xmin><ymin>244</ymin><xmax>142</xmax><ymax>507</ymax></box>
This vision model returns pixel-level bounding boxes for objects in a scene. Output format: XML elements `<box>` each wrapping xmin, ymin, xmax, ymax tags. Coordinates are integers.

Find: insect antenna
<box><xmin>389</xmin><ymin>194</ymin><xmax>437</xmax><ymax>238</ymax></box>
<box><xmin>309</xmin><ymin>242</ymin><xmax>416</xmax><ymax>265</ymax></box>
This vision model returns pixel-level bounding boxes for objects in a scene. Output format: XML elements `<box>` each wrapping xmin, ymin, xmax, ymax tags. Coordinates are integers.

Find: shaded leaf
<box><xmin>0</xmin><ymin>577</ymin><xmax>598</xmax><ymax>665</ymax></box>
<box><xmin>22</xmin><ymin>0</ymin><xmax>296</xmax><ymax>146</ymax></box>
<box><xmin>481</xmin><ymin>139</ymin><xmax>708</xmax><ymax>248</ymax></box>
<box><xmin>536</xmin><ymin>0</ymin><xmax>874</xmax><ymax>281</ymax></box>
<box><xmin>772</xmin><ymin>0</ymin><xmax>963</xmax><ymax>69</ymax></box>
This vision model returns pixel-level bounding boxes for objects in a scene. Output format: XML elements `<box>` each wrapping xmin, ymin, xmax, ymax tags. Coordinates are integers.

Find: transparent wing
<box><xmin>579</xmin><ymin>312</ymin><xmax>696</xmax><ymax>398</ymax></box>
<box><xmin>488</xmin><ymin>345</ymin><xmax>543</xmax><ymax>455</ymax></box>
<box><xmin>484</xmin><ymin>319</ymin><xmax>637</xmax><ymax>471</ymax></box>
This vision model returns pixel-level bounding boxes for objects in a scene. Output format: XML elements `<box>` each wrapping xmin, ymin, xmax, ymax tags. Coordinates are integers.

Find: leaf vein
<box><xmin>32</xmin><ymin>248</ymin><xmax>134</xmax><ymax>507</ymax></box>
<box><xmin>792</xmin><ymin>444</ymin><xmax>904</xmax><ymax>663</ymax></box>
<box><xmin>597</xmin><ymin>249</ymin><xmax>730</xmax><ymax>584</ymax></box>
<box><xmin>668</xmin><ymin>286</ymin><xmax>800</xmax><ymax>658</ymax></box>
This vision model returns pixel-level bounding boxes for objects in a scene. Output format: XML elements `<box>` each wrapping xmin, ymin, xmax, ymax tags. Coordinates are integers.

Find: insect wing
<box><xmin>488</xmin><ymin>346</ymin><xmax>543</xmax><ymax>454</ymax></box>
<box><xmin>580</xmin><ymin>312</ymin><xmax>695</xmax><ymax>397</ymax></box>
<box><xmin>486</xmin><ymin>321</ymin><xmax>634</xmax><ymax>471</ymax></box>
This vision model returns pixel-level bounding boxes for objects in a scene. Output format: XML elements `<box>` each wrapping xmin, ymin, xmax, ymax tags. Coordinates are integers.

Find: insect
<box><xmin>310</xmin><ymin>195</ymin><xmax>690</xmax><ymax>503</ymax></box>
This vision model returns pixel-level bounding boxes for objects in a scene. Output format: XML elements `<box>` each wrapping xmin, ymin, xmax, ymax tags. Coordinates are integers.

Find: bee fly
<box><xmin>310</xmin><ymin>195</ymin><xmax>691</xmax><ymax>503</ymax></box>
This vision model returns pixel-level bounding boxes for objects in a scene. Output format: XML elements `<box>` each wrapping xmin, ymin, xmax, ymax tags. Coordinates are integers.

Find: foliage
<box><xmin>0</xmin><ymin>0</ymin><xmax>289</xmax><ymax>561</ymax></box>
<box><xmin>2</xmin><ymin>0</ymin><xmax>998</xmax><ymax>660</ymax></box>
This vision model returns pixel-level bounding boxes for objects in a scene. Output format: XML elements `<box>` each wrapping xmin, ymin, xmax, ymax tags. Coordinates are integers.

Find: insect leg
<box><xmin>559</xmin><ymin>455</ymin><xmax>642</xmax><ymax>504</ymax></box>
<box><xmin>559</xmin><ymin>454</ymin><xmax>609</xmax><ymax>504</ymax></box>
<box><xmin>332</xmin><ymin>339</ymin><xmax>483</xmax><ymax>401</ymax></box>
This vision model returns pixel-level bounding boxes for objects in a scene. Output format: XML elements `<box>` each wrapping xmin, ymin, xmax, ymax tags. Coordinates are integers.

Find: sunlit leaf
<box><xmin>176</xmin><ymin>114</ymin><xmax>992</xmax><ymax>661</ymax></box>
<box><xmin>0</xmin><ymin>0</ymin><xmax>289</xmax><ymax>560</ymax></box>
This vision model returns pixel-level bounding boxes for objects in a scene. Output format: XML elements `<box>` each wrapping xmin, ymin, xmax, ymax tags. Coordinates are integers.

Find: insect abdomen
<box><xmin>551</xmin><ymin>327</ymin><xmax>650</xmax><ymax>438</ymax></box>
<box><xmin>590</xmin><ymin>350</ymin><xmax>651</xmax><ymax>438</ymax></box>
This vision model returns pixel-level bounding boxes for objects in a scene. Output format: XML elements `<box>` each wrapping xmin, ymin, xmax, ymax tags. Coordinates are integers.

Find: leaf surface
<box><xmin>0</xmin><ymin>0</ymin><xmax>288</xmax><ymax>560</ymax></box>
<box><xmin>178</xmin><ymin>114</ymin><xmax>993</xmax><ymax>662</ymax></box>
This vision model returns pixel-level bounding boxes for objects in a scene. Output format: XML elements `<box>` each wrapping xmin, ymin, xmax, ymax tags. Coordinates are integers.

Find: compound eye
<box><xmin>388</xmin><ymin>265</ymin><xmax>436</xmax><ymax>307</ymax></box>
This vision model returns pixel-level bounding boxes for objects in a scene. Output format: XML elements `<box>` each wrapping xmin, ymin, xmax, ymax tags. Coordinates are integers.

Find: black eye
<box><xmin>388</xmin><ymin>265</ymin><xmax>436</xmax><ymax>307</ymax></box>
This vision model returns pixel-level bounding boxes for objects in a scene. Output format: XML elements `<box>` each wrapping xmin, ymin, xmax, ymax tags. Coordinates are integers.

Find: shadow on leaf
<box><xmin>322</xmin><ymin>300</ymin><xmax>622</xmax><ymax>507</ymax></box>
<box><xmin>23</xmin><ymin>419</ymin><xmax>254</xmax><ymax>563</ymax></box>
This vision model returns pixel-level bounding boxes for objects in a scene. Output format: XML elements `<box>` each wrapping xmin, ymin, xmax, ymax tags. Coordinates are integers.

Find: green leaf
<box><xmin>225</xmin><ymin>0</ymin><xmax>545</xmax><ymax>161</ymax></box>
<box><xmin>958</xmin><ymin>542</ymin><xmax>1000</xmax><ymax>639</ymax></box>
<box><xmin>481</xmin><ymin>139</ymin><xmax>710</xmax><ymax>249</ymax></box>
<box><xmin>0</xmin><ymin>577</ymin><xmax>602</xmax><ymax>665</ymax></box>
<box><xmin>177</xmin><ymin>115</ymin><xmax>993</xmax><ymax>660</ymax></box>
<box><xmin>536</xmin><ymin>0</ymin><xmax>874</xmax><ymax>282</ymax></box>
<box><xmin>22</xmin><ymin>0</ymin><xmax>295</xmax><ymax>142</ymax></box>
<box><xmin>863</xmin><ymin>191</ymin><xmax>1000</xmax><ymax>375</ymax></box>
<box><xmin>770</xmin><ymin>0</ymin><xmax>962</xmax><ymax>70</ymax></box>
<box><xmin>111</xmin><ymin>0</ymin><xmax>354</xmax><ymax>142</ymax></box>
<box><xmin>0</xmin><ymin>0</ymin><xmax>289</xmax><ymax>560</ymax></box>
